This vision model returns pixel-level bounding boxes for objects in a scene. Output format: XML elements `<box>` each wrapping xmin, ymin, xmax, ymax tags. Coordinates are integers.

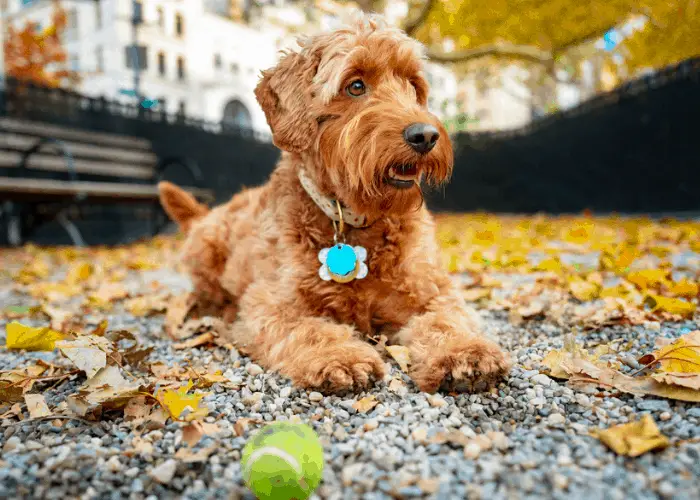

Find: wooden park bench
<box><xmin>0</xmin><ymin>116</ymin><xmax>214</xmax><ymax>246</ymax></box>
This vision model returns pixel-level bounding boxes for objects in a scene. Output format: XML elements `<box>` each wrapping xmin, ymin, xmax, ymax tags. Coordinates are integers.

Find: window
<box><xmin>214</xmin><ymin>54</ymin><xmax>222</xmax><ymax>69</ymax></box>
<box><xmin>178</xmin><ymin>100</ymin><xmax>186</xmax><ymax>115</ymax></box>
<box><xmin>64</xmin><ymin>8</ymin><xmax>78</xmax><ymax>42</ymax></box>
<box><xmin>96</xmin><ymin>46</ymin><xmax>104</xmax><ymax>72</ymax></box>
<box><xmin>69</xmin><ymin>53</ymin><xmax>80</xmax><ymax>72</ymax></box>
<box><xmin>157</xmin><ymin>97</ymin><xmax>167</xmax><ymax>112</ymax></box>
<box><xmin>133</xmin><ymin>1</ymin><xmax>143</xmax><ymax>25</ymax></box>
<box><xmin>157</xmin><ymin>52</ymin><xmax>166</xmax><ymax>76</ymax></box>
<box><xmin>176</xmin><ymin>56</ymin><xmax>186</xmax><ymax>80</ymax></box>
<box><xmin>175</xmin><ymin>13</ymin><xmax>184</xmax><ymax>37</ymax></box>
<box><xmin>156</xmin><ymin>7</ymin><xmax>164</xmax><ymax>28</ymax></box>
<box><xmin>125</xmin><ymin>45</ymin><xmax>148</xmax><ymax>70</ymax></box>
<box><xmin>95</xmin><ymin>1</ymin><xmax>102</xmax><ymax>29</ymax></box>
<box><xmin>231</xmin><ymin>63</ymin><xmax>239</xmax><ymax>74</ymax></box>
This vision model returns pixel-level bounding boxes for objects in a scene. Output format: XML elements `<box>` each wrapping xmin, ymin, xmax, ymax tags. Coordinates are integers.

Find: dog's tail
<box><xmin>157</xmin><ymin>181</ymin><xmax>209</xmax><ymax>232</ymax></box>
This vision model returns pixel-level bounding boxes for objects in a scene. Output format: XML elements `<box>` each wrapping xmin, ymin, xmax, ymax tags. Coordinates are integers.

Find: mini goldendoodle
<box><xmin>159</xmin><ymin>15</ymin><xmax>511</xmax><ymax>394</ymax></box>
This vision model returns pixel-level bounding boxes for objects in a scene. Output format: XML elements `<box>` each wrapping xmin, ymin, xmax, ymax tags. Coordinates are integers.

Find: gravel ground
<box><xmin>1</xmin><ymin>267</ymin><xmax>699</xmax><ymax>500</ymax></box>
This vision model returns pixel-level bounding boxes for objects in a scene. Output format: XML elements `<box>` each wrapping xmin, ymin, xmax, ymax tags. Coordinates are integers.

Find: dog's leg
<box><xmin>395</xmin><ymin>291</ymin><xmax>511</xmax><ymax>394</ymax></box>
<box><xmin>228</xmin><ymin>283</ymin><xmax>386</xmax><ymax>392</ymax></box>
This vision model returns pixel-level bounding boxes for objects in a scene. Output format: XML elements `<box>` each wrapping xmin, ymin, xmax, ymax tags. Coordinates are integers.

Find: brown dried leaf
<box><xmin>173</xmin><ymin>332</ymin><xmax>215</xmax><ymax>350</ymax></box>
<box><xmin>181</xmin><ymin>420</ymin><xmax>220</xmax><ymax>447</ymax></box>
<box><xmin>352</xmin><ymin>395</ymin><xmax>378</xmax><ymax>414</ymax></box>
<box><xmin>164</xmin><ymin>293</ymin><xmax>196</xmax><ymax>338</ymax></box>
<box><xmin>174</xmin><ymin>444</ymin><xmax>217</xmax><ymax>463</ymax></box>
<box><xmin>650</xmin><ymin>372</ymin><xmax>700</xmax><ymax>390</ymax></box>
<box><xmin>234</xmin><ymin>417</ymin><xmax>262</xmax><ymax>436</ymax></box>
<box><xmin>385</xmin><ymin>345</ymin><xmax>411</xmax><ymax>373</ymax></box>
<box><xmin>462</xmin><ymin>288</ymin><xmax>491</xmax><ymax>302</ymax></box>
<box><xmin>24</xmin><ymin>393</ymin><xmax>51</xmax><ymax>418</ymax></box>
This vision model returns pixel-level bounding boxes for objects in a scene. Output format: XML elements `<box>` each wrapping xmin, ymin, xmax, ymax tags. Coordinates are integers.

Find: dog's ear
<box><xmin>158</xmin><ymin>181</ymin><xmax>209</xmax><ymax>233</ymax></box>
<box><xmin>255</xmin><ymin>50</ymin><xmax>319</xmax><ymax>153</ymax></box>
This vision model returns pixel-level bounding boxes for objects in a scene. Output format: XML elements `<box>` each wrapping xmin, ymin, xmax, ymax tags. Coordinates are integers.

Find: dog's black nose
<box><xmin>403</xmin><ymin>123</ymin><xmax>440</xmax><ymax>154</ymax></box>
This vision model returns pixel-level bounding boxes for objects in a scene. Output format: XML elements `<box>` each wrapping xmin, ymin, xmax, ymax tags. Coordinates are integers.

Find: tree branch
<box><xmin>403</xmin><ymin>0</ymin><xmax>435</xmax><ymax>37</ymax></box>
<box><xmin>426</xmin><ymin>43</ymin><xmax>553</xmax><ymax>64</ymax></box>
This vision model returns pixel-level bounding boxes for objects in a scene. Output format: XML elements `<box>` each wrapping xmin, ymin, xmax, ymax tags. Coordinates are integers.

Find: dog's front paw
<box><xmin>294</xmin><ymin>342</ymin><xmax>386</xmax><ymax>393</ymax></box>
<box><xmin>410</xmin><ymin>336</ymin><xmax>511</xmax><ymax>394</ymax></box>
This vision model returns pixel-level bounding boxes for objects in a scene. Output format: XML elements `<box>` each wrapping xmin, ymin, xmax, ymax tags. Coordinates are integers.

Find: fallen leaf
<box><xmin>40</xmin><ymin>305</ymin><xmax>74</xmax><ymax>332</ymax></box>
<box><xmin>516</xmin><ymin>300</ymin><xmax>547</xmax><ymax>318</ymax></box>
<box><xmin>644</xmin><ymin>294</ymin><xmax>696</xmax><ymax>318</ymax></box>
<box><xmin>125</xmin><ymin>294</ymin><xmax>170</xmax><ymax>317</ymax></box>
<box><xmin>352</xmin><ymin>395</ymin><xmax>378</xmax><ymax>414</ymax></box>
<box><xmin>385</xmin><ymin>345</ymin><xmax>411</xmax><ymax>373</ymax></box>
<box><xmin>669</xmin><ymin>280</ymin><xmax>699</xmax><ymax>299</ymax></box>
<box><xmin>124</xmin><ymin>396</ymin><xmax>153</xmax><ymax>422</ymax></box>
<box><xmin>181</xmin><ymin>420</ymin><xmax>220</xmax><ymax>447</ymax></box>
<box><xmin>5</xmin><ymin>322</ymin><xmax>63</xmax><ymax>351</ymax></box>
<box><xmin>173</xmin><ymin>332</ymin><xmax>215</xmax><ymax>350</ymax></box>
<box><xmin>234</xmin><ymin>417</ymin><xmax>261</xmax><ymax>436</ymax></box>
<box><xmin>567</xmin><ymin>359</ymin><xmax>700</xmax><ymax>402</ymax></box>
<box><xmin>156</xmin><ymin>380</ymin><xmax>209</xmax><ymax>421</ymax></box>
<box><xmin>626</xmin><ymin>269</ymin><xmax>671</xmax><ymax>291</ymax></box>
<box><xmin>24</xmin><ymin>394</ymin><xmax>52</xmax><ymax>418</ymax></box>
<box><xmin>650</xmin><ymin>372</ymin><xmax>700</xmax><ymax>390</ymax></box>
<box><xmin>164</xmin><ymin>293</ymin><xmax>196</xmax><ymax>337</ymax></box>
<box><xmin>462</xmin><ymin>288</ymin><xmax>491</xmax><ymax>302</ymax></box>
<box><xmin>65</xmin><ymin>261</ymin><xmax>93</xmax><ymax>285</ymax></box>
<box><xmin>56</xmin><ymin>335</ymin><xmax>113</xmax><ymax>378</ymax></box>
<box><xmin>174</xmin><ymin>443</ymin><xmax>217</xmax><ymax>463</ymax></box>
<box><xmin>0</xmin><ymin>403</ymin><xmax>23</xmax><ymax>420</ymax></box>
<box><xmin>569</xmin><ymin>278</ymin><xmax>600</xmax><ymax>301</ymax></box>
<box><xmin>649</xmin><ymin>330</ymin><xmax>700</xmax><ymax>373</ymax></box>
<box><xmin>591</xmin><ymin>414</ymin><xmax>669</xmax><ymax>457</ymax></box>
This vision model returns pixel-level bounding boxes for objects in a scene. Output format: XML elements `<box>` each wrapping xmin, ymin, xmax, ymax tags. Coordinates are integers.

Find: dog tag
<box><xmin>318</xmin><ymin>244</ymin><xmax>368</xmax><ymax>283</ymax></box>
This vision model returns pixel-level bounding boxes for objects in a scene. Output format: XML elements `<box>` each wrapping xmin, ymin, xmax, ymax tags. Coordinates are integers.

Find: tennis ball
<box><xmin>242</xmin><ymin>422</ymin><xmax>324</xmax><ymax>500</ymax></box>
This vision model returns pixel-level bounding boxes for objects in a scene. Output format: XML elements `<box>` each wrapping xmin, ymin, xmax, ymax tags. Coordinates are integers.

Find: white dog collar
<box><xmin>297</xmin><ymin>168</ymin><xmax>369</xmax><ymax>228</ymax></box>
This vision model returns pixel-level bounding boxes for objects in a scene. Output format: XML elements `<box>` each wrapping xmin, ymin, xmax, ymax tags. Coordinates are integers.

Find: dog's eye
<box><xmin>346</xmin><ymin>80</ymin><xmax>366</xmax><ymax>97</ymax></box>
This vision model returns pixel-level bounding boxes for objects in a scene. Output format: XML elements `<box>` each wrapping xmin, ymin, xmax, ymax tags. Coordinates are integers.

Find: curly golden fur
<box><xmin>158</xmin><ymin>15</ymin><xmax>511</xmax><ymax>393</ymax></box>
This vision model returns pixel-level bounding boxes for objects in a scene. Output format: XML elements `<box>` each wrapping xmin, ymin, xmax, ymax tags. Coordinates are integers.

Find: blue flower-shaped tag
<box><xmin>318</xmin><ymin>244</ymin><xmax>368</xmax><ymax>283</ymax></box>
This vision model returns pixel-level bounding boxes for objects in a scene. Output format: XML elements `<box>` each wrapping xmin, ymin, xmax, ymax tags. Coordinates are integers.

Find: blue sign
<box><xmin>603</xmin><ymin>30</ymin><xmax>617</xmax><ymax>52</ymax></box>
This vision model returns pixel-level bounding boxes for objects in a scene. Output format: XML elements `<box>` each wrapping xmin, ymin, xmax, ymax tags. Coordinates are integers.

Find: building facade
<box><xmin>3</xmin><ymin>0</ymin><xmax>458</xmax><ymax>135</ymax></box>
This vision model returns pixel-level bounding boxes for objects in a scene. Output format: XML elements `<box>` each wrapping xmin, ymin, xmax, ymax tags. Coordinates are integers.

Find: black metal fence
<box><xmin>427</xmin><ymin>56</ymin><xmax>700</xmax><ymax>214</ymax></box>
<box><xmin>2</xmin><ymin>55</ymin><xmax>699</xmax><ymax>221</ymax></box>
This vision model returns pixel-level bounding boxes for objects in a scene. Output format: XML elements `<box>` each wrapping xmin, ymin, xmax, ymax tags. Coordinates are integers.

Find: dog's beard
<box><xmin>315</xmin><ymin>106</ymin><xmax>451</xmax><ymax>218</ymax></box>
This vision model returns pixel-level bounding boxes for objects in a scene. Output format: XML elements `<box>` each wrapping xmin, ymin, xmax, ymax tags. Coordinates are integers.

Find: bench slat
<box><xmin>0</xmin><ymin>133</ymin><xmax>157</xmax><ymax>165</ymax></box>
<box><xmin>0</xmin><ymin>177</ymin><xmax>214</xmax><ymax>202</ymax></box>
<box><xmin>0</xmin><ymin>117</ymin><xmax>152</xmax><ymax>150</ymax></box>
<box><xmin>0</xmin><ymin>151</ymin><xmax>155</xmax><ymax>179</ymax></box>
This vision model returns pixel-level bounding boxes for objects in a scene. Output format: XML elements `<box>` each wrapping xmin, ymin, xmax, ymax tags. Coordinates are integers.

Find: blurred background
<box><xmin>0</xmin><ymin>0</ymin><xmax>698</xmax><ymax>246</ymax></box>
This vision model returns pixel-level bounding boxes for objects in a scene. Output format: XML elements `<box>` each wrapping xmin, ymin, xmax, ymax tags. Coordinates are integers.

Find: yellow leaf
<box><xmin>650</xmin><ymin>330</ymin><xmax>700</xmax><ymax>373</ymax></box>
<box><xmin>541</xmin><ymin>350</ymin><xmax>571</xmax><ymax>379</ymax></box>
<box><xmin>5</xmin><ymin>322</ymin><xmax>63</xmax><ymax>351</ymax></box>
<box><xmin>352</xmin><ymin>395</ymin><xmax>378</xmax><ymax>414</ymax></box>
<box><xmin>462</xmin><ymin>288</ymin><xmax>491</xmax><ymax>302</ymax></box>
<box><xmin>626</xmin><ymin>269</ymin><xmax>671</xmax><ymax>291</ymax></box>
<box><xmin>669</xmin><ymin>280</ymin><xmax>699</xmax><ymax>299</ymax></box>
<box><xmin>644</xmin><ymin>294</ymin><xmax>696</xmax><ymax>317</ymax></box>
<box><xmin>24</xmin><ymin>393</ymin><xmax>52</xmax><ymax>418</ymax></box>
<box><xmin>532</xmin><ymin>257</ymin><xmax>562</xmax><ymax>273</ymax></box>
<box><xmin>385</xmin><ymin>345</ymin><xmax>411</xmax><ymax>373</ymax></box>
<box><xmin>569</xmin><ymin>278</ymin><xmax>600</xmax><ymax>301</ymax></box>
<box><xmin>157</xmin><ymin>380</ymin><xmax>209</xmax><ymax>421</ymax></box>
<box><xmin>65</xmin><ymin>262</ymin><xmax>93</xmax><ymax>285</ymax></box>
<box><xmin>591</xmin><ymin>415</ymin><xmax>669</xmax><ymax>457</ymax></box>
